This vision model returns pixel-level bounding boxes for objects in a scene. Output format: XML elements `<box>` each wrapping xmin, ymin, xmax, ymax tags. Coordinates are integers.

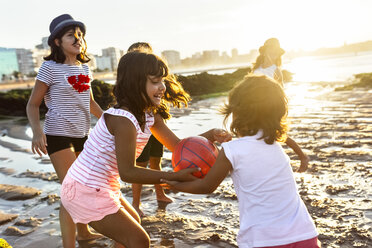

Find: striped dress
<box><xmin>36</xmin><ymin>60</ymin><xmax>92</xmax><ymax>138</ymax></box>
<box><xmin>67</xmin><ymin>108</ymin><xmax>154</xmax><ymax>191</ymax></box>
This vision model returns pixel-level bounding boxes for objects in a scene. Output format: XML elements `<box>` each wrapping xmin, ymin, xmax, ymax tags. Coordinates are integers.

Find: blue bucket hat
<box><xmin>48</xmin><ymin>14</ymin><xmax>86</xmax><ymax>46</ymax></box>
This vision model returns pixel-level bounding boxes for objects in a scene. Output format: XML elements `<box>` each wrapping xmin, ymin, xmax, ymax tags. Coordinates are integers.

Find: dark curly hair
<box><xmin>221</xmin><ymin>75</ymin><xmax>288</xmax><ymax>144</ymax></box>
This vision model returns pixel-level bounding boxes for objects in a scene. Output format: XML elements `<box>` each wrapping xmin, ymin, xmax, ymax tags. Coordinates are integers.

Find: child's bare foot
<box><xmin>133</xmin><ymin>206</ymin><xmax>145</xmax><ymax>218</ymax></box>
<box><xmin>76</xmin><ymin>231</ymin><xmax>103</xmax><ymax>242</ymax></box>
<box><xmin>156</xmin><ymin>194</ymin><xmax>174</xmax><ymax>203</ymax></box>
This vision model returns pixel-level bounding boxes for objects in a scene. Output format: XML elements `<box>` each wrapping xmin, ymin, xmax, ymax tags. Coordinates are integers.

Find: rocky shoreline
<box><xmin>0</xmin><ymin>82</ymin><xmax>371</xmax><ymax>247</ymax></box>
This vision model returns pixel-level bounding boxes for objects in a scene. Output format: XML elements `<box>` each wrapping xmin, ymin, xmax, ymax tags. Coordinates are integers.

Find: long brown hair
<box><xmin>221</xmin><ymin>75</ymin><xmax>288</xmax><ymax>144</ymax></box>
<box><xmin>114</xmin><ymin>52</ymin><xmax>190</xmax><ymax>126</ymax></box>
<box><xmin>44</xmin><ymin>25</ymin><xmax>90</xmax><ymax>64</ymax></box>
<box><xmin>156</xmin><ymin>74</ymin><xmax>190</xmax><ymax>120</ymax></box>
<box><xmin>125</xmin><ymin>43</ymin><xmax>190</xmax><ymax>121</ymax></box>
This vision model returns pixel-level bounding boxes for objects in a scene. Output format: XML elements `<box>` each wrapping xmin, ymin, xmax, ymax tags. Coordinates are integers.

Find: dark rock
<box><xmin>0</xmin><ymin>211</ymin><xmax>18</xmax><ymax>225</ymax></box>
<box><xmin>0</xmin><ymin>167</ymin><xmax>16</xmax><ymax>175</ymax></box>
<box><xmin>2</xmin><ymin>226</ymin><xmax>35</xmax><ymax>236</ymax></box>
<box><xmin>0</xmin><ymin>184</ymin><xmax>41</xmax><ymax>200</ymax></box>
<box><xmin>14</xmin><ymin>217</ymin><xmax>42</xmax><ymax>227</ymax></box>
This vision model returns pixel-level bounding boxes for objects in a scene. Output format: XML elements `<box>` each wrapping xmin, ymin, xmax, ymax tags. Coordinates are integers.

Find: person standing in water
<box><xmin>252</xmin><ymin>38</ymin><xmax>309</xmax><ymax>172</ymax></box>
<box><xmin>253</xmin><ymin>38</ymin><xmax>285</xmax><ymax>85</ymax></box>
<box><xmin>26</xmin><ymin>14</ymin><xmax>103</xmax><ymax>247</ymax></box>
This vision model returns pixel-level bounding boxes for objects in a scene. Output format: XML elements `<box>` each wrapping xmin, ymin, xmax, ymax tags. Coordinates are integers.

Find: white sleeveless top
<box><xmin>253</xmin><ymin>64</ymin><xmax>277</xmax><ymax>80</ymax></box>
<box><xmin>221</xmin><ymin>132</ymin><xmax>318</xmax><ymax>247</ymax></box>
<box><xmin>67</xmin><ymin>108</ymin><xmax>154</xmax><ymax>191</ymax></box>
<box><xmin>36</xmin><ymin>60</ymin><xmax>92</xmax><ymax>138</ymax></box>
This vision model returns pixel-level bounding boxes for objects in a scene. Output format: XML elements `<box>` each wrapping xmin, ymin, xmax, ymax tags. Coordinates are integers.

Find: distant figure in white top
<box><xmin>163</xmin><ymin>75</ymin><xmax>320</xmax><ymax>248</ymax></box>
<box><xmin>253</xmin><ymin>38</ymin><xmax>309</xmax><ymax>172</ymax></box>
<box><xmin>60</xmin><ymin>52</ymin><xmax>232</xmax><ymax>248</ymax></box>
<box><xmin>253</xmin><ymin>38</ymin><xmax>285</xmax><ymax>85</ymax></box>
<box><xmin>26</xmin><ymin>14</ymin><xmax>103</xmax><ymax>247</ymax></box>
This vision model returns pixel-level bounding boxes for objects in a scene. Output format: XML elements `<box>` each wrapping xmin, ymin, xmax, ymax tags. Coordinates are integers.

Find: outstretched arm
<box><xmin>150</xmin><ymin>114</ymin><xmax>232</xmax><ymax>152</ymax></box>
<box><xmin>110</xmin><ymin>114</ymin><xmax>198</xmax><ymax>184</ymax></box>
<box><xmin>26</xmin><ymin>80</ymin><xmax>48</xmax><ymax>156</ymax></box>
<box><xmin>199</xmin><ymin>128</ymin><xmax>232</xmax><ymax>144</ymax></box>
<box><xmin>90</xmin><ymin>89</ymin><xmax>103</xmax><ymax>118</ymax></box>
<box><xmin>150</xmin><ymin>114</ymin><xmax>181</xmax><ymax>152</ymax></box>
<box><xmin>285</xmin><ymin>136</ymin><xmax>309</xmax><ymax>172</ymax></box>
<box><xmin>162</xmin><ymin>148</ymin><xmax>232</xmax><ymax>194</ymax></box>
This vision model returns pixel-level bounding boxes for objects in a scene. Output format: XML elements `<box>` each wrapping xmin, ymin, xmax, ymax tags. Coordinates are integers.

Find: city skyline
<box><xmin>2</xmin><ymin>33</ymin><xmax>372</xmax><ymax>80</ymax></box>
<box><xmin>2</xmin><ymin>0</ymin><xmax>372</xmax><ymax>58</ymax></box>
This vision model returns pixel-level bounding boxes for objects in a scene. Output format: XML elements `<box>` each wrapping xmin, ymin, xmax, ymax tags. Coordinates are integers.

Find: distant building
<box><xmin>231</xmin><ymin>48</ymin><xmax>238</xmax><ymax>59</ymax></box>
<box><xmin>248</xmin><ymin>49</ymin><xmax>258</xmax><ymax>61</ymax></box>
<box><xmin>94</xmin><ymin>55</ymin><xmax>112</xmax><ymax>71</ymax></box>
<box><xmin>35</xmin><ymin>37</ymin><xmax>49</xmax><ymax>50</ymax></box>
<box><xmin>87</xmin><ymin>53</ymin><xmax>97</xmax><ymax>71</ymax></box>
<box><xmin>202</xmin><ymin>50</ymin><xmax>219</xmax><ymax>63</ymax></box>
<box><xmin>42</xmin><ymin>37</ymin><xmax>49</xmax><ymax>50</ymax></box>
<box><xmin>161</xmin><ymin>50</ymin><xmax>181</xmax><ymax>67</ymax></box>
<box><xmin>16</xmin><ymin>48</ymin><xmax>35</xmax><ymax>75</ymax></box>
<box><xmin>32</xmin><ymin>48</ymin><xmax>49</xmax><ymax>71</ymax></box>
<box><xmin>0</xmin><ymin>47</ymin><xmax>18</xmax><ymax>81</ymax></box>
<box><xmin>191</xmin><ymin>52</ymin><xmax>202</xmax><ymax>60</ymax></box>
<box><xmin>102</xmin><ymin>47</ymin><xmax>122</xmax><ymax>71</ymax></box>
<box><xmin>221</xmin><ymin>51</ymin><xmax>230</xmax><ymax>63</ymax></box>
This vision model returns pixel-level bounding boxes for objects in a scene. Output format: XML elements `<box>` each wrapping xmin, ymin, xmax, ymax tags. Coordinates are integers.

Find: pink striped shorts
<box><xmin>60</xmin><ymin>174</ymin><xmax>123</xmax><ymax>224</ymax></box>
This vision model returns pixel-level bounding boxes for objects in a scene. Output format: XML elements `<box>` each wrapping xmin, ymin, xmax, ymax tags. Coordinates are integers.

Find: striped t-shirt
<box><xmin>36</xmin><ymin>60</ymin><xmax>92</xmax><ymax>138</ymax></box>
<box><xmin>67</xmin><ymin>108</ymin><xmax>154</xmax><ymax>191</ymax></box>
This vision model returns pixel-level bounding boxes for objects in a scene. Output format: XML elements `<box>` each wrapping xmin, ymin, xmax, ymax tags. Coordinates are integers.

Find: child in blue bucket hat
<box><xmin>26</xmin><ymin>14</ymin><xmax>103</xmax><ymax>247</ymax></box>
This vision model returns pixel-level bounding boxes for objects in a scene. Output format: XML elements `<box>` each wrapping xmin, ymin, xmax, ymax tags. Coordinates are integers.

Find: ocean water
<box><xmin>284</xmin><ymin>51</ymin><xmax>372</xmax><ymax>82</ymax></box>
<box><xmin>176</xmin><ymin>51</ymin><xmax>372</xmax><ymax>83</ymax></box>
<box><xmin>1</xmin><ymin>51</ymin><xmax>372</xmax><ymax>247</ymax></box>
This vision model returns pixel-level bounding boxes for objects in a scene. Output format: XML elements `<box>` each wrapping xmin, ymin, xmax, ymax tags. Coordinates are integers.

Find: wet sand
<box><xmin>0</xmin><ymin>81</ymin><xmax>371</xmax><ymax>247</ymax></box>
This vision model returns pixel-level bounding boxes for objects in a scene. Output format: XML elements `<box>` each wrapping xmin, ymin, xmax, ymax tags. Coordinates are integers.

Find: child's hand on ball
<box><xmin>174</xmin><ymin>167</ymin><xmax>201</xmax><ymax>182</ymax></box>
<box><xmin>212</xmin><ymin>128</ymin><xmax>232</xmax><ymax>143</ymax></box>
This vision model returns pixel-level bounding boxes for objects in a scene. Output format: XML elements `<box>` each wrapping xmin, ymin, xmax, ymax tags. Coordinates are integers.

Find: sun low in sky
<box><xmin>1</xmin><ymin>0</ymin><xmax>372</xmax><ymax>57</ymax></box>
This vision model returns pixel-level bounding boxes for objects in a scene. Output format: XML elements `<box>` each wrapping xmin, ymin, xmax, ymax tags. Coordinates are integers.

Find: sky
<box><xmin>2</xmin><ymin>0</ymin><xmax>372</xmax><ymax>58</ymax></box>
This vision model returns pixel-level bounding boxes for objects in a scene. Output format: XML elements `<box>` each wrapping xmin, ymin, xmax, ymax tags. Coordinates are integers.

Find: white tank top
<box><xmin>253</xmin><ymin>64</ymin><xmax>277</xmax><ymax>80</ymax></box>
<box><xmin>67</xmin><ymin>108</ymin><xmax>154</xmax><ymax>191</ymax></box>
<box><xmin>221</xmin><ymin>132</ymin><xmax>318</xmax><ymax>247</ymax></box>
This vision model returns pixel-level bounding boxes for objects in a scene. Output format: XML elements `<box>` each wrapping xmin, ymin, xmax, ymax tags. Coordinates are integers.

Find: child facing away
<box><xmin>252</xmin><ymin>37</ymin><xmax>309</xmax><ymax>172</ymax></box>
<box><xmin>163</xmin><ymin>75</ymin><xmax>320</xmax><ymax>248</ymax></box>
<box><xmin>60</xmin><ymin>51</ymin><xmax>231</xmax><ymax>248</ymax></box>
<box><xmin>26</xmin><ymin>14</ymin><xmax>103</xmax><ymax>247</ymax></box>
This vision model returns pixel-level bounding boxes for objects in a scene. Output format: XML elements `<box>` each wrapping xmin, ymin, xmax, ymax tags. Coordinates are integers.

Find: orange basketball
<box><xmin>171</xmin><ymin>136</ymin><xmax>219</xmax><ymax>178</ymax></box>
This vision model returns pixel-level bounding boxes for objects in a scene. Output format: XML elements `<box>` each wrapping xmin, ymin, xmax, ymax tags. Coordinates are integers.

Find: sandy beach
<box><xmin>0</xmin><ymin>80</ymin><xmax>35</xmax><ymax>92</ymax></box>
<box><xmin>0</xmin><ymin>81</ymin><xmax>371</xmax><ymax>247</ymax></box>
